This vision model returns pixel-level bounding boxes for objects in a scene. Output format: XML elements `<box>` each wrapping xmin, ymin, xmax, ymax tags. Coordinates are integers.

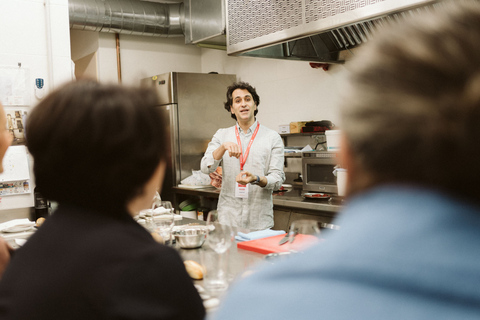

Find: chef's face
<box><xmin>230</xmin><ymin>89</ymin><xmax>257</xmax><ymax>123</ymax></box>
<box><xmin>0</xmin><ymin>107</ymin><xmax>13</xmax><ymax>173</ymax></box>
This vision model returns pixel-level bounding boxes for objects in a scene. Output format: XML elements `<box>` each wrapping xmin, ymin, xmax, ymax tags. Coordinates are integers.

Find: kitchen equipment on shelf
<box><xmin>333</xmin><ymin>168</ymin><xmax>348</xmax><ymax>197</ymax></box>
<box><xmin>325</xmin><ymin>130</ymin><xmax>342</xmax><ymax>152</ymax></box>
<box><xmin>302</xmin><ymin>151</ymin><xmax>339</xmax><ymax>194</ymax></box>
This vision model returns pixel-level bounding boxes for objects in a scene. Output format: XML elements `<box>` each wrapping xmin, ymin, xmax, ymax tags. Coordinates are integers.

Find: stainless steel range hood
<box><xmin>226</xmin><ymin>0</ymin><xmax>441</xmax><ymax>63</ymax></box>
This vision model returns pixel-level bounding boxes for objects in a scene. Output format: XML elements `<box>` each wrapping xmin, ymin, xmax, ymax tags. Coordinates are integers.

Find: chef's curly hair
<box><xmin>26</xmin><ymin>80</ymin><xmax>168</xmax><ymax>215</ymax></box>
<box><xmin>224</xmin><ymin>81</ymin><xmax>260</xmax><ymax>120</ymax></box>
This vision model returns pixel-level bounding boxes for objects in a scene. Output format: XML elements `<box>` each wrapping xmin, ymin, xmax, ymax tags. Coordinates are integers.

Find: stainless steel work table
<box><xmin>174</xmin><ymin>218</ymin><xmax>266</xmax><ymax>283</ymax></box>
<box><xmin>173</xmin><ymin>186</ymin><xmax>343</xmax><ymax>214</ymax></box>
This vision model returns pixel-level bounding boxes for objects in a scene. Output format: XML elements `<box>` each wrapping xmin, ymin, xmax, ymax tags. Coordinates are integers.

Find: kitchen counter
<box><xmin>173</xmin><ymin>186</ymin><xmax>343</xmax><ymax>214</ymax></box>
<box><xmin>176</xmin><ymin>218</ymin><xmax>266</xmax><ymax>287</ymax></box>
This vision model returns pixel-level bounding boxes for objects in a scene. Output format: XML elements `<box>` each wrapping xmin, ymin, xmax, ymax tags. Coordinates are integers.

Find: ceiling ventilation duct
<box><xmin>68</xmin><ymin>0</ymin><xmax>184</xmax><ymax>37</ymax></box>
<box><xmin>226</xmin><ymin>0</ymin><xmax>441</xmax><ymax>63</ymax></box>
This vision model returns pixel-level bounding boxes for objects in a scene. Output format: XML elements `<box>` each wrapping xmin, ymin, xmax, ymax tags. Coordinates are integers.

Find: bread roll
<box><xmin>184</xmin><ymin>260</ymin><xmax>204</xmax><ymax>280</ymax></box>
<box><xmin>36</xmin><ymin>217</ymin><xmax>46</xmax><ymax>227</ymax></box>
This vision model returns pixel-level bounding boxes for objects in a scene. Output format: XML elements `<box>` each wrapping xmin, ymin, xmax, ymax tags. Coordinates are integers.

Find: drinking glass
<box><xmin>152</xmin><ymin>191</ymin><xmax>162</xmax><ymax>209</ymax></box>
<box><xmin>287</xmin><ymin>219</ymin><xmax>321</xmax><ymax>253</ymax></box>
<box><xmin>203</xmin><ymin>210</ymin><xmax>235</xmax><ymax>295</ymax></box>
<box><xmin>201</xmin><ymin>247</ymin><xmax>229</xmax><ymax>296</ymax></box>
<box><xmin>205</xmin><ymin>210</ymin><xmax>234</xmax><ymax>254</ymax></box>
<box><xmin>161</xmin><ymin>201</ymin><xmax>174</xmax><ymax>214</ymax></box>
<box><xmin>153</xmin><ymin>201</ymin><xmax>175</xmax><ymax>245</ymax></box>
<box><xmin>139</xmin><ymin>209</ymin><xmax>156</xmax><ymax>232</ymax></box>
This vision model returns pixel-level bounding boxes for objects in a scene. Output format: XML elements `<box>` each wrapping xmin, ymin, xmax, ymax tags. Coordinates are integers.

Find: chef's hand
<box><xmin>0</xmin><ymin>237</ymin><xmax>14</xmax><ymax>279</ymax></box>
<box><xmin>236</xmin><ymin>171</ymin><xmax>256</xmax><ymax>185</ymax></box>
<box><xmin>214</xmin><ymin>142</ymin><xmax>242</xmax><ymax>160</ymax></box>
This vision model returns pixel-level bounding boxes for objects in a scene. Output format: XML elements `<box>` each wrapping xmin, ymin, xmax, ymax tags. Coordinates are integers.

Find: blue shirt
<box><xmin>212</xmin><ymin>185</ymin><xmax>480</xmax><ymax>319</ymax></box>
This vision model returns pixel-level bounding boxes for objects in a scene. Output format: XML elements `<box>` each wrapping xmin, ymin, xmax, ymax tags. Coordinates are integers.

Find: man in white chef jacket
<box><xmin>201</xmin><ymin>81</ymin><xmax>285</xmax><ymax>231</ymax></box>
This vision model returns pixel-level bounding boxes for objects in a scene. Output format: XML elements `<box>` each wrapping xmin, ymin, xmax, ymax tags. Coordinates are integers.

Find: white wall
<box><xmin>95</xmin><ymin>34</ymin><xmax>203</xmax><ymax>84</ymax></box>
<box><xmin>90</xmin><ymin>33</ymin><xmax>347</xmax><ymax>130</ymax></box>
<box><xmin>0</xmin><ymin>0</ymin><xmax>72</xmax><ymax>221</ymax></box>
<box><xmin>200</xmin><ymin>49</ymin><xmax>347</xmax><ymax>131</ymax></box>
<box><xmin>0</xmin><ymin>0</ymin><xmax>73</xmax><ymax>93</ymax></box>
<box><xmin>89</xmin><ymin>33</ymin><xmax>349</xmax><ymax>177</ymax></box>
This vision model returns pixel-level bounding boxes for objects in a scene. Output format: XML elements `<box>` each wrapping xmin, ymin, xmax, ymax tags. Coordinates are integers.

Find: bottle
<box><xmin>34</xmin><ymin>187</ymin><xmax>49</xmax><ymax>220</ymax></box>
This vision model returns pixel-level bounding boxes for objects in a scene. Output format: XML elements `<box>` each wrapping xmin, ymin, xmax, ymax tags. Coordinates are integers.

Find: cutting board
<box><xmin>237</xmin><ymin>234</ymin><xmax>320</xmax><ymax>255</ymax></box>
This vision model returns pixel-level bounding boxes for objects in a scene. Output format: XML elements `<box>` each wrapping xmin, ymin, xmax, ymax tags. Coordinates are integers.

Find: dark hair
<box><xmin>224</xmin><ymin>81</ymin><xmax>260</xmax><ymax>120</ymax></box>
<box><xmin>340</xmin><ymin>0</ymin><xmax>480</xmax><ymax>202</ymax></box>
<box><xmin>26</xmin><ymin>80</ymin><xmax>167</xmax><ymax>214</ymax></box>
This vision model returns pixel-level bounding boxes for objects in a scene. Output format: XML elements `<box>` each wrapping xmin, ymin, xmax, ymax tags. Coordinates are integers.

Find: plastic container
<box><xmin>335</xmin><ymin>168</ymin><xmax>347</xmax><ymax>197</ymax></box>
<box><xmin>325</xmin><ymin>130</ymin><xmax>342</xmax><ymax>152</ymax></box>
<box><xmin>180</xmin><ymin>210</ymin><xmax>197</xmax><ymax>220</ymax></box>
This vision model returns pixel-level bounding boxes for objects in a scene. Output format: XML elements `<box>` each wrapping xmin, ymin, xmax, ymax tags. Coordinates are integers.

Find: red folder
<box><xmin>237</xmin><ymin>234</ymin><xmax>320</xmax><ymax>255</ymax></box>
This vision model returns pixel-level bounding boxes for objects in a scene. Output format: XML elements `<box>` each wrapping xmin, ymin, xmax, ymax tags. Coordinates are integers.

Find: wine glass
<box><xmin>140</xmin><ymin>209</ymin><xmax>156</xmax><ymax>233</ymax></box>
<box><xmin>152</xmin><ymin>191</ymin><xmax>162</xmax><ymax>209</ymax></box>
<box><xmin>287</xmin><ymin>219</ymin><xmax>321</xmax><ymax>253</ymax></box>
<box><xmin>152</xmin><ymin>201</ymin><xmax>175</xmax><ymax>245</ymax></box>
<box><xmin>161</xmin><ymin>201</ymin><xmax>174</xmax><ymax>214</ymax></box>
<box><xmin>205</xmin><ymin>210</ymin><xmax>234</xmax><ymax>254</ymax></box>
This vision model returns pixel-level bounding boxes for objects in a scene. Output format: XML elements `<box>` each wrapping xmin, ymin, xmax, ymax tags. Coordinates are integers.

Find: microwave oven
<box><xmin>302</xmin><ymin>151</ymin><xmax>339</xmax><ymax>194</ymax></box>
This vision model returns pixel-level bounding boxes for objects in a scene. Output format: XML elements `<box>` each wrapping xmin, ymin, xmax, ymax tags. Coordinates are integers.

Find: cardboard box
<box><xmin>278</xmin><ymin>124</ymin><xmax>290</xmax><ymax>134</ymax></box>
<box><xmin>290</xmin><ymin>121</ymin><xmax>307</xmax><ymax>133</ymax></box>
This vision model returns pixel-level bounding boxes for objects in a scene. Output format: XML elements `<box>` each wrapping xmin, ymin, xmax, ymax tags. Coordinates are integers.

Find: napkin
<box><xmin>235</xmin><ymin>229</ymin><xmax>286</xmax><ymax>242</ymax></box>
<box><xmin>0</xmin><ymin>219</ymin><xmax>35</xmax><ymax>232</ymax></box>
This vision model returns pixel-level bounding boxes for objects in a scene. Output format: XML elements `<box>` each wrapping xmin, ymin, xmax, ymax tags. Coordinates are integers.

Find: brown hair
<box><xmin>26</xmin><ymin>80</ymin><xmax>168</xmax><ymax>214</ymax></box>
<box><xmin>340</xmin><ymin>0</ymin><xmax>480</xmax><ymax>202</ymax></box>
<box><xmin>224</xmin><ymin>81</ymin><xmax>260</xmax><ymax>120</ymax></box>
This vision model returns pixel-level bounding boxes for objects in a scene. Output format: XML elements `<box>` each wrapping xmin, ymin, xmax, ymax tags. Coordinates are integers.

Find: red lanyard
<box><xmin>235</xmin><ymin>122</ymin><xmax>260</xmax><ymax>170</ymax></box>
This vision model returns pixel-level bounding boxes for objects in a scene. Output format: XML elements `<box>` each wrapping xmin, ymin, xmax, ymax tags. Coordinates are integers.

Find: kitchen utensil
<box><xmin>278</xmin><ymin>233</ymin><xmax>289</xmax><ymax>245</ymax></box>
<box><xmin>206</xmin><ymin>210</ymin><xmax>234</xmax><ymax>254</ymax></box>
<box><xmin>287</xmin><ymin>220</ymin><xmax>321</xmax><ymax>253</ymax></box>
<box><xmin>173</xmin><ymin>228</ymin><xmax>207</xmax><ymax>249</ymax></box>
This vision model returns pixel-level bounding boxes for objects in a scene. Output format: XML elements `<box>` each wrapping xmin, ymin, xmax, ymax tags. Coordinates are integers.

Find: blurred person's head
<box><xmin>224</xmin><ymin>81</ymin><xmax>260</xmax><ymax>120</ymax></box>
<box><xmin>0</xmin><ymin>103</ymin><xmax>13</xmax><ymax>173</ymax></box>
<box><xmin>26</xmin><ymin>80</ymin><xmax>168</xmax><ymax>215</ymax></box>
<box><xmin>339</xmin><ymin>0</ymin><xmax>480</xmax><ymax>203</ymax></box>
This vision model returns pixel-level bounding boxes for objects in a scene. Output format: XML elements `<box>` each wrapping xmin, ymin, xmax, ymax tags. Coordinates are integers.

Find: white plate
<box><xmin>1</xmin><ymin>224</ymin><xmax>34</xmax><ymax>233</ymax></box>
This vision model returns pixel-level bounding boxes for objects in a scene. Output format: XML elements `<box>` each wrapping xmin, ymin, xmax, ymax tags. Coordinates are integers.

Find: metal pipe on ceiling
<box><xmin>68</xmin><ymin>0</ymin><xmax>185</xmax><ymax>37</ymax></box>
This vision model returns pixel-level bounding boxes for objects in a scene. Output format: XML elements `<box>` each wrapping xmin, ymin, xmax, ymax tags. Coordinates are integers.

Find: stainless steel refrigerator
<box><xmin>141</xmin><ymin>72</ymin><xmax>236</xmax><ymax>206</ymax></box>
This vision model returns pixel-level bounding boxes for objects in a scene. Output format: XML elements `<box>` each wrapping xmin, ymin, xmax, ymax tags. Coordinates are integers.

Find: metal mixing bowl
<box><xmin>173</xmin><ymin>228</ymin><xmax>207</xmax><ymax>249</ymax></box>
